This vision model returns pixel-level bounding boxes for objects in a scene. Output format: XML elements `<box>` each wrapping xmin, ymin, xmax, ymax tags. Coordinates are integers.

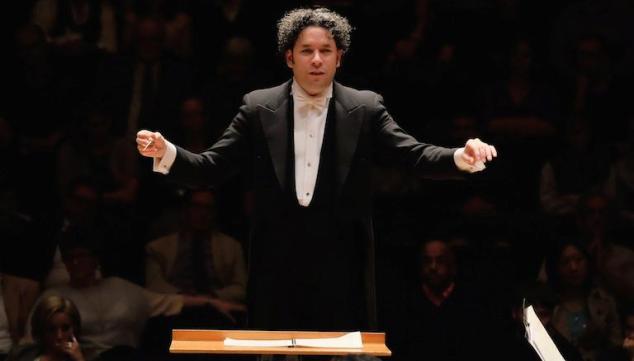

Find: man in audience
<box><xmin>145</xmin><ymin>189</ymin><xmax>247</xmax><ymax>306</ymax></box>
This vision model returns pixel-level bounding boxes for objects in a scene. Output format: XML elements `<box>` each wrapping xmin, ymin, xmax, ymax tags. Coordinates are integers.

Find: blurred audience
<box><xmin>32</xmin><ymin>226</ymin><xmax>242</xmax><ymax>360</ymax></box>
<box><xmin>3</xmin><ymin>2</ymin><xmax>634</xmax><ymax>359</ymax></box>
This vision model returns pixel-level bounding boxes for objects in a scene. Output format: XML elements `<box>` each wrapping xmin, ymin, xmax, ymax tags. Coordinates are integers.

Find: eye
<box><xmin>301</xmin><ymin>49</ymin><xmax>312</xmax><ymax>54</ymax></box>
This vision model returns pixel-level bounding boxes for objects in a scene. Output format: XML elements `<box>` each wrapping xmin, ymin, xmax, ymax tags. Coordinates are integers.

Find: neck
<box><xmin>293</xmin><ymin>78</ymin><xmax>332</xmax><ymax>98</ymax></box>
<box><xmin>422</xmin><ymin>282</ymin><xmax>454</xmax><ymax>306</ymax></box>
<box><xmin>560</xmin><ymin>286</ymin><xmax>586</xmax><ymax>300</ymax></box>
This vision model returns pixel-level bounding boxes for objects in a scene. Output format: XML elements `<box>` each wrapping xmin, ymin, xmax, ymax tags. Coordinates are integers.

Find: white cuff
<box><xmin>153</xmin><ymin>141</ymin><xmax>177</xmax><ymax>174</ymax></box>
<box><xmin>453</xmin><ymin>148</ymin><xmax>486</xmax><ymax>173</ymax></box>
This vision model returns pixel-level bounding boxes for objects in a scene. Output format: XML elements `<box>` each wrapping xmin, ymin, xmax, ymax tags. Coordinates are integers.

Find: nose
<box><xmin>311</xmin><ymin>51</ymin><xmax>323</xmax><ymax>67</ymax></box>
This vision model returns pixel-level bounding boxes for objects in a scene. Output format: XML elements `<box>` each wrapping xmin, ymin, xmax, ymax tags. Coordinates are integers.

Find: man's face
<box><xmin>186</xmin><ymin>191</ymin><xmax>216</xmax><ymax>232</ymax></box>
<box><xmin>421</xmin><ymin>240</ymin><xmax>455</xmax><ymax>291</ymax></box>
<box><xmin>286</xmin><ymin>26</ymin><xmax>342</xmax><ymax>96</ymax></box>
<box><xmin>63</xmin><ymin>248</ymin><xmax>99</xmax><ymax>284</ymax></box>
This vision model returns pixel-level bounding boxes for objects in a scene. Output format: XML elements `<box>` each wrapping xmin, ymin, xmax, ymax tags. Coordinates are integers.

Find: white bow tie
<box><xmin>294</xmin><ymin>92</ymin><xmax>329</xmax><ymax>113</ymax></box>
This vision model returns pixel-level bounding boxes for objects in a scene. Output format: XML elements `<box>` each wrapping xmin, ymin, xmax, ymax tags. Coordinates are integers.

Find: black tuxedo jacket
<box><xmin>165</xmin><ymin>80</ymin><xmax>461</xmax><ymax>330</ymax></box>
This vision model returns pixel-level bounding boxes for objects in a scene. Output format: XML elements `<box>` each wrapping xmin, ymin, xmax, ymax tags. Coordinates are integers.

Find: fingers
<box><xmin>136</xmin><ymin>130</ymin><xmax>165</xmax><ymax>157</ymax></box>
<box><xmin>136</xmin><ymin>130</ymin><xmax>161</xmax><ymax>147</ymax></box>
<box><xmin>465</xmin><ymin>138</ymin><xmax>498</xmax><ymax>164</ymax></box>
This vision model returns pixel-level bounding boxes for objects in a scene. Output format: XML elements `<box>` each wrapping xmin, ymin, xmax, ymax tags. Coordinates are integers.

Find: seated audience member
<box><xmin>386</xmin><ymin>238</ymin><xmax>494</xmax><ymax>361</ymax></box>
<box><xmin>545</xmin><ymin>239</ymin><xmax>622</xmax><ymax>361</ymax></box>
<box><xmin>145</xmin><ymin>189</ymin><xmax>247</xmax><ymax>304</ymax></box>
<box><xmin>8</xmin><ymin>295</ymin><xmax>85</xmax><ymax>361</ymax></box>
<box><xmin>44</xmin><ymin>176</ymin><xmax>107</xmax><ymax>289</ymax></box>
<box><xmin>574</xmin><ymin>193</ymin><xmax>634</xmax><ymax>302</ymax></box>
<box><xmin>33</xmin><ymin>226</ymin><xmax>244</xmax><ymax>360</ymax></box>
<box><xmin>539</xmin><ymin>119</ymin><xmax>610</xmax><ymax>221</ymax></box>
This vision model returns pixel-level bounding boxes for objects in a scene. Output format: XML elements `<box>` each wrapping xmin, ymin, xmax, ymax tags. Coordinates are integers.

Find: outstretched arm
<box><xmin>372</xmin><ymin>93</ymin><xmax>497</xmax><ymax>176</ymax></box>
<box><xmin>136</xmin><ymin>96</ymin><xmax>252</xmax><ymax>188</ymax></box>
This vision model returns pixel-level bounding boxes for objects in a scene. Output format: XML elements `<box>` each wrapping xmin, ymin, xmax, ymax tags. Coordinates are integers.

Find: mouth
<box><xmin>309</xmin><ymin>71</ymin><xmax>325</xmax><ymax>76</ymax></box>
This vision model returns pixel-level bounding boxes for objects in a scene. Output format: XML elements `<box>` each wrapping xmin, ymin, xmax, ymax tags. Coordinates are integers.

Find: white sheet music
<box><xmin>524</xmin><ymin>305</ymin><xmax>566</xmax><ymax>361</ymax></box>
<box><xmin>224</xmin><ymin>331</ymin><xmax>363</xmax><ymax>349</ymax></box>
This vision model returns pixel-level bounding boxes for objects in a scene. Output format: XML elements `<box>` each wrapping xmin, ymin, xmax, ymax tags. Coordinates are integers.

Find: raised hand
<box><xmin>461</xmin><ymin>138</ymin><xmax>497</xmax><ymax>166</ymax></box>
<box><xmin>61</xmin><ymin>335</ymin><xmax>85</xmax><ymax>361</ymax></box>
<box><xmin>136</xmin><ymin>130</ymin><xmax>167</xmax><ymax>158</ymax></box>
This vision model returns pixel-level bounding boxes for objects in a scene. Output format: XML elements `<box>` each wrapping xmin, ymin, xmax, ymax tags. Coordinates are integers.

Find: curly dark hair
<box><xmin>276</xmin><ymin>7</ymin><xmax>352</xmax><ymax>55</ymax></box>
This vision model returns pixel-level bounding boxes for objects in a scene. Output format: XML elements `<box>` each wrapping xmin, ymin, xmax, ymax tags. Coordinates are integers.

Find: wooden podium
<box><xmin>170</xmin><ymin>329</ymin><xmax>391</xmax><ymax>357</ymax></box>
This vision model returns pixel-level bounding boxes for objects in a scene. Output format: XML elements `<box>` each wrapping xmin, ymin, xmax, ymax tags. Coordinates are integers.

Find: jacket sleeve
<box><xmin>164</xmin><ymin>94</ymin><xmax>254</xmax><ymax>188</ymax></box>
<box><xmin>370</xmin><ymin>93</ymin><xmax>462</xmax><ymax>178</ymax></box>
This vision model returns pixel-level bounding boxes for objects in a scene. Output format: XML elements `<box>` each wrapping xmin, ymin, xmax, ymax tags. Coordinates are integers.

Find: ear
<box><xmin>336</xmin><ymin>49</ymin><xmax>343</xmax><ymax>67</ymax></box>
<box><xmin>285</xmin><ymin>49</ymin><xmax>294</xmax><ymax>68</ymax></box>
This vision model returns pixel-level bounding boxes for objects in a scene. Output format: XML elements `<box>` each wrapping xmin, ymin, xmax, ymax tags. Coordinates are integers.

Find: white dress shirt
<box><xmin>291</xmin><ymin>79</ymin><xmax>332</xmax><ymax>206</ymax></box>
<box><xmin>154</xmin><ymin>81</ymin><xmax>484</xmax><ymax>201</ymax></box>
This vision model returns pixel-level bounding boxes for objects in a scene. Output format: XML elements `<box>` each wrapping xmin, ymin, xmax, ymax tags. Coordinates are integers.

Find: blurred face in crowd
<box><xmin>64</xmin><ymin>184</ymin><xmax>98</xmax><ymax>222</ymax></box>
<box><xmin>84</xmin><ymin>113</ymin><xmax>112</xmax><ymax>144</ymax></box>
<box><xmin>64</xmin><ymin>247</ymin><xmax>99</xmax><ymax>287</ymax></box>
<box><xmin>286</xmin><ymin>26</ymin><xmax>342</xmax><ymax>96</ymax></box>
<box><xmin>576</xmin><ymin>36</ymin><xmax>608</xmax><ymax>76</ymax></box>
<box><xmin>510</xmin><ymin>40</ymin><xmax>532</xmax><ymax>75</ymax></box>
<box><xmin>421</xmin><ymin>240</ymin><xmax>456</xmax><ymax>291</ymax></box>
<box><xmin>181</xmin><ymin>98</ymin><xmax>206</xmax><ymax>133</ymax></box>
<box><xmin>186</xmin><ymin>191</ymin><xmax>217</xmax><ymax>233</ymax></box>
<box><xmin>44</xmin><ymin>311</ymin><xmax>75</xmax><ymax>354</ymax></box>
<box><xmin>220</xmin><ymin>36</ymin><xmax>255</xmax><ymax>80</ymax></box>
<box><xmin>558</xmin><ymin>244</ymin><xmax>588</xmax><ymax>288</ymax></box>
<box><xmin>577</xmin><ymin>195</ymin><xmax>608</xmax><ymax>235</ymax></box>
<box><xmin>136</xmin><ymin>18</ymin><xmax>164</xmax><ymax>63</ymax></box>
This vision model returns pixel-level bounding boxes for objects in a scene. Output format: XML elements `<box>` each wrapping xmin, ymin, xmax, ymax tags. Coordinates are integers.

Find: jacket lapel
<box><xmin>260</xmin><ymin>81</ymin><xmax>291</xmax><ymax>191</ymax></box>
<box><xmin>260</xmin><ymin>80</ymin><xmax>364</xmax><ymax>195</ymax></box>
<box><xmin>334</xmin><ymin>82</ymin><xmax>364</xmax><ymax>195</ymax></box>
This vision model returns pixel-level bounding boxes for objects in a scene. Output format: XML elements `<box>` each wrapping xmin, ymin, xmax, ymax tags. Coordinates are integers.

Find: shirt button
<box><xmin>307</xmin><ymin>162</ymin><xmax>311</xmax><ymax>167</ymax></box>
<box><xmin>309</xmin><ymin>134</ymin><xmax>313</xmax><ymax>138</ymax></box>
<box><xmin>306</xmin><ymin>192</ymin><xmax>310</xmax><ymax>196</ymax></box>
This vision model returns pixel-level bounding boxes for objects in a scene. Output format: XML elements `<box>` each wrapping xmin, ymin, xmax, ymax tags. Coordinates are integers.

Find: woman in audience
<box><xmin>546</xmin><ymin>239</ymin><xmax>622</xmax><ymax>361</ymax></box>
<box><xmin>9</xmin><ymin>295</ymin><xmax>85</xmax><ymax>361</ymax></box>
